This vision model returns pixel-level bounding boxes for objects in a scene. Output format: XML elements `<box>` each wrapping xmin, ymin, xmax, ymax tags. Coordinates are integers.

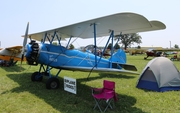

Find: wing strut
<box><xmin>42</xmin><ymin>31</ymin><xmax>62</xmax><ymax>46</ymax></box>
<box><xmin>93</xmin><ymin>23</ymin><xmax>97</xmax><ymax>67</ymax></box>
<box><xmin>110</xmin><ymin>30</ymin><xmax>114</xmax><ymax>68</ymax></box>
<box><xmin>95</xmin><ymin>31</ymin><xmax>115</xmax><ymax>68</ymax></box>
<box><xmin>66</xmin><ymin>36</ymin><xmax>72</xmax><ymax>49</ymax></box>
<box><xmin>55</xmin><ymin>33</ymin><xmax>61</xmax><ymax>45</ymax></box>
<box><xmin>50</xmin><ymin>31</ymin><xmax>57</xmax><ymax>44</ymax></box>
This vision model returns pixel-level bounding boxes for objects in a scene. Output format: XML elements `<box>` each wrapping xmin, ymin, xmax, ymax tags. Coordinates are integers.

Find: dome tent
<box><xmin>136</xmin><ymin>57</ymin><xmax>180</xmax><ymax>92</ymax></box>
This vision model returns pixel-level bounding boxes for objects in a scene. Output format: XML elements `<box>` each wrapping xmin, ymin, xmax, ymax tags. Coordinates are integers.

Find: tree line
<box><xmin>53</xmin><ymin>33</ymin><xmax>179</xmax><ymax>49</ymax></box>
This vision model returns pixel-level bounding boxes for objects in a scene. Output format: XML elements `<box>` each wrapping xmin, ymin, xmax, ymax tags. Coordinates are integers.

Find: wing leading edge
<box><xmin>23</xmin><ymin>12</ymin><xmax>166</xmax><ymax>41</ymax></box>
<box><xmin>6</xmin><ymin>46</ymin><xmax>23</xmax><ymax>53</ymax></box>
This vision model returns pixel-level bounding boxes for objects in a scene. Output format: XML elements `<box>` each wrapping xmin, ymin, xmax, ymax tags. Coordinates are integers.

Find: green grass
<box><xmin>1</xmin><ymin>54</ymin><xmax>180</xmax><ymax>113</ymax></box>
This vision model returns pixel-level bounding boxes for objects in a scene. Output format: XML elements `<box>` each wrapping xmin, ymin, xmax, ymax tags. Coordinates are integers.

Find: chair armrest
<box><xmin>104</xmin><ymin>91</ymin><xmax>115</xmax><ymax>99</ymax></box>
<box><xmin>105</xmin><ymin>91</ymin><xmax>118</xmax><ymax>101</ymax></box>
<box><xmin>104</xmin><ymin>90</ymin><xmax>114</xmax><ymax>94</ymax></box>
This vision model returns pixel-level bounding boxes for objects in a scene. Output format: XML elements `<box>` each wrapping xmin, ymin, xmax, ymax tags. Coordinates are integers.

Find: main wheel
<box><xmin>46</xmin><ymin>77</ymin><xmax>60</xmax><ymax>89</ymax></box>
<box><xmin>31</xmin><ymin>72</ymin><xmax>43</xmax><ymax>81</ymax></box>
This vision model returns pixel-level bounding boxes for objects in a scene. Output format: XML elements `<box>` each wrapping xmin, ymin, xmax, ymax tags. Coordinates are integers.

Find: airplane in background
<box><xmin>144</xmin><ymin>48</ymin><xmax>180</xmax><ymax>60</ymax></box>
<box><xmin>0</xmin><ymin>46</ymin><xmax>26</xmax><ymax>66</ymax></box>
<box><xmin>21</xmin><ymin>12</ymin><xmax>166</xmax><ymax>89</ymax></box>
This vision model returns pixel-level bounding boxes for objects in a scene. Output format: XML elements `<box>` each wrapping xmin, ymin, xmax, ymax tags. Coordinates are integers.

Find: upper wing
<box><xmin>23</xmin><ymin>12</ymin><xmax>166</xmax><ymax>41</ymax></box>
<box><xmin>0</xmin><ymin>46</ymin><xmax>22</xmax><ymax>56</ymax></box>
<box><xmin>122</xmin><ymin>20</ymin><xmax>166</xmax><ymax>34</ymax></box>
<box><xmin>6</xmin><ymin>46</ymin><xmax>23</xmax><ymax>53</ymax></box>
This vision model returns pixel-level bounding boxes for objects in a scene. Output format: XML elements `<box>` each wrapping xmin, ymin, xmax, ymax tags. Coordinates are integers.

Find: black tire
<box><xmin>46</xmin><ymin>77</ymin><xmax>60</xmax><ymax>89</ymax></box>
<box><xmin>31</xmin><ymin>72</ymin><xmax>43</xmax><ymax>81</ymax></box>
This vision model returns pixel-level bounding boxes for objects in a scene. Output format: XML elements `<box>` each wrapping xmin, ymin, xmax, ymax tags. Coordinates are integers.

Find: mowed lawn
<box><xmin>1</xmin><ymin>54</ymin><xmax>180</xmax><ymax>113</ymax></box>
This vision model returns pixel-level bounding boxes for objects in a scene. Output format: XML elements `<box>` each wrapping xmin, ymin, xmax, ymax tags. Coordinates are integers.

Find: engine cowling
<box><xmin>26</xmin><ymin>40</ymin><xmax>39</xmax><ymax>65</ymax></box>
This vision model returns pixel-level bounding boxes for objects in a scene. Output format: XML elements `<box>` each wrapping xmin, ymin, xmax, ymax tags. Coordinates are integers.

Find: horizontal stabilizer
<box><xmin>119</xmin><ymin>64</ymin><xmax>137</xmax><ymax>71</ymax></box>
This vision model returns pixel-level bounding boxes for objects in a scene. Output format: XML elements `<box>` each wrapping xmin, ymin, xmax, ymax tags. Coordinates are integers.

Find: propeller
<box><xmin>20</xmin><ymin>22</ymin><xmax>29</xmax><ymax>69</ymax></box>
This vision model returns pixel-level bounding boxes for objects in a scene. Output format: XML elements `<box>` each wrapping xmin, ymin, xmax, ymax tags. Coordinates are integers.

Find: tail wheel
<box><xmin>31</xmin><ymin>72</ymin><xmax>43</xmax><ymax>81</ymax></box>
<box><xmin>46</xmin><ymin>77</ymin><xmax>60</xmax><ymax>89</ymax></box>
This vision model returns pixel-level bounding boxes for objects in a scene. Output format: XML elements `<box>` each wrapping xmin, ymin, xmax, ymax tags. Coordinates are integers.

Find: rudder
<box><xmin>109</xmin><ymin>49</ymin><xmax>126</xmax><ymax>63</ymax></box>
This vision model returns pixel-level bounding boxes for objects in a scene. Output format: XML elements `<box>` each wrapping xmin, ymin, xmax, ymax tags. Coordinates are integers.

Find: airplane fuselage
<box><xmin>26</xmin><ymin>43</ymin><xmax>110</xmax><ymax>69</ymax></box>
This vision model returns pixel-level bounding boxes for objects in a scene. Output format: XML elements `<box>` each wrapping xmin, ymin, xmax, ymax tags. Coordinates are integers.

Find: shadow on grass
<box><xmin>77</xmin><ymin>73</ymin><xmax>136</xmax><ymax>82</ymax></box>
<box><xmin>0</xmin><ymin>64</ymin><xmax>26</xmax><ymax>72</ymax></box>
<box><xmin>136</xmin><ymin>88</ymin><xmax>161</xmax><ymax>93</ymax></box>
<box><xmin>143</xmin><ymin>58</ymin><xmax>153</xmax><ymax>61</ymax></box>
<box><xmin>3</xmin><ymin>73</ymin><xmax>147</xmax><ymax>113</ymax></box>
<box><xmin>99</xmin><ymin>73</ymin><xmax>136</xmax><ymax>79</ymax></box>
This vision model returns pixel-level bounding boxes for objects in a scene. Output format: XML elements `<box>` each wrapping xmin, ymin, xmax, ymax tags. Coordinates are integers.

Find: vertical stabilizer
<box><xmin>109</xmin><ymin>49</ymin><xmax>126</xmax><ymax>63</ymax></box>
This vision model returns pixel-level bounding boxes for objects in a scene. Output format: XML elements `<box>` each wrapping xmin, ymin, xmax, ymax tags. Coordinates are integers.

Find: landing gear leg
<box><xmin>31</xmin><ymin>64</ymin><xmax>62</xmax><ymax>89</ymax></box>
<box><xmin>46</xmin><ymin>69</ymin><xmax>61</xmax><ymax>89</ymax></box>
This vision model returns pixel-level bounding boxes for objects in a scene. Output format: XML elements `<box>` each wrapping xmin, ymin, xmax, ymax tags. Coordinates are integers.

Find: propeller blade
<box><xmin>20</xmin><ymin>22</ymin><xmax>29</xmax><ymax>70</ymax></box>
<box><xmin>22</xmin><ymin>22</ymin><xmax>29</xmax><ymax>52</ymax></box>
<box><xmin>20</xmin><ymin>54</ymin><xmax>24</xmax><ymax>64</ymax></box>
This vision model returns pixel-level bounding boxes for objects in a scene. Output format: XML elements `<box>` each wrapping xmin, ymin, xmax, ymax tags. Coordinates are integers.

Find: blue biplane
<box><xmin>21</xmin><ymin>12</ymin><xmax>166</xmax><ymax>89</ymax></box>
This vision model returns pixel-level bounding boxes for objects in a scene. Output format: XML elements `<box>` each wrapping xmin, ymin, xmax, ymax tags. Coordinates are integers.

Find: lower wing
<box><xmin>58</xmin><ymin>66</ymin><xmax>139</xmax><ymax>75</ymax></box>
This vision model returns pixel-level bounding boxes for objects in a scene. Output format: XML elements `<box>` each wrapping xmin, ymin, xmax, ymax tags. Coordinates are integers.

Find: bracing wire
<box><xmin>97</xmin><ymin>36</ymin><xmax>107</xmax><ymax>46</ymax></box>
<box><xmin>69</xmin><ymin>25</ymin><xmax>92</xmax><ymax>46</ymax></box>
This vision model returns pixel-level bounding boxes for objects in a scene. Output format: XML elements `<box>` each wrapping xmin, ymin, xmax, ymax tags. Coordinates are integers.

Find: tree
<box><xmin>107</xmin><ymin>43</ymin><xmax>120</xmax><ymax>50</ymax></box>
<box><xmin>114</xmin><ymin>43</ymin><xmax>120</xmax><ymax>49</ymax></box>
<box><xmin>107</xmin><ymin>43</ymin><xmax>112</xmax><ymax>49</ymax></box>
<box><xmin>174</xmin><ymin>44</ymin><xmax>179</xmax><ymax>49</ymax></box>
<box><xmin>52</xmin><ymin>41</ymin><xmax>58</xmax><ymax>45</ymax></box>
<box><xmin>115</xmin><ymin>33</ymin><xmax>142</xmax><ymax>50</ymax></box>
<box><xmin>137</xmin><ymin>45</ymin><xmax>141</xmax><ymax>49</ymax></box>
<box><xmin>69</xmin><ymin>44</ymin><xmax>74</xmax><ymax>49</ymax></box>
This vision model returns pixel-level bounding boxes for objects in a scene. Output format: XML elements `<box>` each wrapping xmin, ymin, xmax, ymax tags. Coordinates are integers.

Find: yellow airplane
<box><xmin>0</xmin><ymin>46</ymin><xmax>26</xmax><ymax>66</ymax></box>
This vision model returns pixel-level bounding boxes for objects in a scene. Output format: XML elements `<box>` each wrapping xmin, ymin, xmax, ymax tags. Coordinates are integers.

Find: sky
<box><xmin>0</xmin><ymin>0</ymin><xmax>180</xmax><ymax>48</ymax></box>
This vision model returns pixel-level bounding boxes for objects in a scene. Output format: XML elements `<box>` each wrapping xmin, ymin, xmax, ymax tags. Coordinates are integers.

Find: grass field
<box><xmin>1</xmin><ymin>54</ymin><xmax>180</xmax><ymax>113</ymax></box>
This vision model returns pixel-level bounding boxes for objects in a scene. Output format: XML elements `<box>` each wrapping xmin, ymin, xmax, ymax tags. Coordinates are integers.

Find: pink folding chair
<box><xmin>91</xmin><ymin>80</ymin><xmax>118</xmax><ymax>112</ymax></box>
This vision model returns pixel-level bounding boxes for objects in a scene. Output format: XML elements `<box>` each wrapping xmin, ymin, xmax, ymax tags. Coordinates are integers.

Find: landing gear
<box><xmin>31</xmin><ymin>72</ymin><xmax>43</xmax><ymax>81</ymax></box>
<box><xmin>46</xmin><ymin>77</ymin><xmax>60</xmax><ymax>89</ymax></box>
<box><xmin>144</xmin><ymin>56</ymin><xmax>149</xmax><ymax>60</ymax></box>
<box><xmin>31</xmin><ymin>64</ymin><xmax>61</xmax><ymax>89</ymax></box>
<box><xmin>31</xmin><ymin>72</ymin><xmax>60</xmax><ymax>89</ymax></box>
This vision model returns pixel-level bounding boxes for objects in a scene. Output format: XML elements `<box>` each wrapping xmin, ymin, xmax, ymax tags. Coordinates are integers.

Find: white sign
<box><xmin>64</xmin><ymin>76</ymin><xmax>77</xmax><ymax>94</ymax></box>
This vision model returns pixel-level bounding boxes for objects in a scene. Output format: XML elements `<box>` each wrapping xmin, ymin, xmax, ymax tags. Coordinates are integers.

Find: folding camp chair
<box><xmin>91</xmin><ymin>80</ymin><xmax>118</xmax><ymax>112</ymax></box>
